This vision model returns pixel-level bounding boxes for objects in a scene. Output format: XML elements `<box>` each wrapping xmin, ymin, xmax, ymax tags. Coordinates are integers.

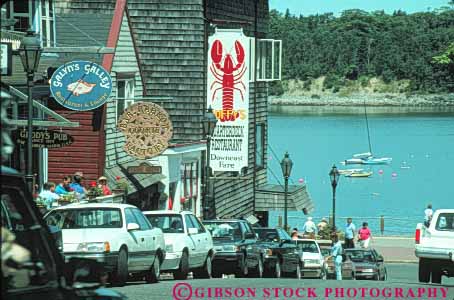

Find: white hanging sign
<box><xmin>207</xmin><ymin>29</ymin><xmax>250</xmax><ymax>172</ymax></box>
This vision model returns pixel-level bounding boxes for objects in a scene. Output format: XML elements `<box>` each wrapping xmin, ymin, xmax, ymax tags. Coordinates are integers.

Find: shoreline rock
<box><xmin>269</xmin><ymin>93</ymin><xmax>454</xmax><ymax>107</ymax></box>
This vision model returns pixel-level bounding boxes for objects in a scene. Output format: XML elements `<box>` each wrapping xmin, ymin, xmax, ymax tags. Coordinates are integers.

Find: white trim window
<box><xmin>116</xmin><ymin>77</ymin><xmax>135</xmax><ymax>122</ymax></box>
<box><xmin>249</xmin><ymin>38</ymin><xmax>282</xmax><ymax>82</ymax></box>
<box><xmin>5</xmin><ymin>0</ymin><xmax>56</xmax><ymax>47</ymax></box>
<box><xmin>40</xmin><ymin>0</ymin><xmax>55</xmax><ymax>47</ymax></box>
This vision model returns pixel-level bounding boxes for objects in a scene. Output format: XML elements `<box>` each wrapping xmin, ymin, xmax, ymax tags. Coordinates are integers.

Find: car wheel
<box><xmin>112</xmin><ymin>248</ymin><xmax>128</xmax><ymax>286</ymax></box>
<box><xmin>235</xmin><ymin>255</ymin><xmax>248</xmax><ymax>278</ymax></box>
<box><xmin>295</xmin><ymin>262</ymin><xmax>301</xmax><ymax>279</ymax></box>
<box><xmin>250</xmin><ymin>257</ymin><xmax>263</xmax><ymax>278</ymax></box>
<box><xmin>431</xmin><ymin>269</ymin><xmax>442</xmax><ymax>284</ymax></box>
<box><xmin>174</xmin><ymin>251</ymin><xmax>189</xmax><ymax>280</ymax></box>
<box><xmin>374</xmin><ymin>272</ymin><xmax>380</xmax><ymax>281</ymax></box>
<box><xmin>145</xmin><ymin>254</ymin><xmax>160</xmax><ymax>283</ymax></box>
<box><xmin>351</xmin><ymin>272</ymin><xmax>356</xmax><ymax>280</ymax></box>
<box><xmin>382</xmin><ymin>269</ymin><xmax>387</xmax><ymax>281</ymax></box>
<box><xmin>320</xmin><ymin>268</ymin><xmax>327</xmax><ymax>280</ymax></box>
<box><xmin>193</xmin><ymin>255</ymin><xmax>212</xmax><ymax>279</ymax></box>
<box><xmin>418</xmin><ymin>258</ymin><xmax>430</xmax><ymax>283</ymax></box>
<box><xmin>274</xmin><ymin>260</ymin><xmax>281</xmax><ymax>278</ymax></box>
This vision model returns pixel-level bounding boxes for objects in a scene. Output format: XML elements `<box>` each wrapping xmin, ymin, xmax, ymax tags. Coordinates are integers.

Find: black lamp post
<box><xmin>18</xmin><ymin>30</ymin><xmax>42</xmax><ymax>194</ymax></box>
<box><xmin>280</xmin><ymin>152</ymin><xmax>293</xmax><ymax>231</ymax></box>
<box><xmin>329</xmin><ymin>164</ymin><xmax>340</xmax><ymax>231</ymax></box>
<box><xmin>202</xmin><ymin>106</ymin><xmax>218</xmax><ymax>219</ymax></box>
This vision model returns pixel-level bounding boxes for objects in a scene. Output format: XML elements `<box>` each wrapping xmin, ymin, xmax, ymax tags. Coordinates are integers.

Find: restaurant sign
<box><xmin>50</xmin><ymin>60</ymin><xmax>112</xmax><ymax>111</ymax></box>
<box><xmin>118</xmin><ymin>102</ymin><xmax>173</xmax><ymax>159</ymax></box>
<box><xmin>14</xmin><ymin>129</ymin><xmax>74</xmax><ymax>148</ymax></box>
<box><xmin>207</xmin><ymin>28</ymin><xmax>250</xmax><ymax>172</ymax></box>
<box><xmin>127</xmin><ymin>162</ymin><xmax>162</xmax><ymax>174</ymax></box>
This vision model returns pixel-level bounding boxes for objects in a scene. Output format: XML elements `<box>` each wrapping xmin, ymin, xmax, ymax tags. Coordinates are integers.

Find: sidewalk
<box><xmin>369</xmin><ymin>236</ymin><xmax>417</xmax><ymax>263</ymax></box>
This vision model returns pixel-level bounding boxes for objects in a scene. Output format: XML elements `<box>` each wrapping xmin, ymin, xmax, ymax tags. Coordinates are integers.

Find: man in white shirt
<box><xmin>424</xmin><ymin>204</ymin><xmax>433</xmax><ymax>227</ymax></box>
<box><xmin>302</xmin><ymin>217</ymin><xmax>317</xmax><ymax>237</ymax></box>
<box><xmin>38</xmin><ymin>182</ymin><xmax>60</xmax><ymax>209</ymax></box>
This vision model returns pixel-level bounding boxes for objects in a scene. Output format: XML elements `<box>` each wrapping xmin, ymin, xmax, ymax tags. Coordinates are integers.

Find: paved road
<box><xmin>114</xmin><ymin>264</ymin><xmax>454</xmax><ymax>300</ymax></box>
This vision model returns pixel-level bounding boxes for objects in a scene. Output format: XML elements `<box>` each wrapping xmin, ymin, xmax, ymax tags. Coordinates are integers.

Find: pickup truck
<box><xmin>415</xmin><ymin>209</ymin><xmax>454</xmax><ymax>284</ymax></box>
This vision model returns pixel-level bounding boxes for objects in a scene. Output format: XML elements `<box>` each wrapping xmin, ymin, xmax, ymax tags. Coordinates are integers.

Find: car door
<box><xmin>189</xmin><ymin>214</ymin><xmax>211</xmax><ymax>265</ymax></box>
<box><xmin>131</xmin><ymin>208</ymin><xmax>156</xmax><ymax>268</ymax></box>
<box><xmin>123</xmin><ymin>208</ymin><xmax>145</xmax><ymax>270</ymax></box>
<box><xmin>277</xmin><ymin>228</ymin><xmax>298</xmax><ymax>272</ymax></box>
<box><xmin>372</xmin><ymin>249</ymin><xmax>385</xmax><ymax>278</ymax></box>
<box><xmin>242</xmin><ymin>222</ymin><xmax>259</xmax><ymax>268</ymax></box>
<box><xmin>184</xmin><ymin>214</ymin><xmax>203</xmax><ymax>266</ymax></box>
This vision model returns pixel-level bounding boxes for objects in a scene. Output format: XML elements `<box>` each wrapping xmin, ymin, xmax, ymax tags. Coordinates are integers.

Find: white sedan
<box><xmin>143</xmin><ymin>210</ymin><xmax>214</xmax><ymax>279</ymax></box>
<box><xmin>44</xmin><ymin>203</ymin><xmax>165</xmax><ymax>286</ymax></box>
<box><xmin>294</xmin><ymin>239</ymin><xmax>328</xmax><ymax>279</ymax></box>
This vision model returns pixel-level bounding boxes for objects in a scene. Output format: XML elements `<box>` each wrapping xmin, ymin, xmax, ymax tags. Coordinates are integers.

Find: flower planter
<box><xmin>112</xmin><ymin>188</ymin><xmax>126</xmax><ymax>195</ymax></box>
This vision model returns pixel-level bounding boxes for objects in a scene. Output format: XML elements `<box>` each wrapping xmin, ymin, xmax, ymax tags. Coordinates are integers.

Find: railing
<box><xmin>272</xmin><ymin>214</ymin><xmax>420</xmax><ymax>237</ymax></box>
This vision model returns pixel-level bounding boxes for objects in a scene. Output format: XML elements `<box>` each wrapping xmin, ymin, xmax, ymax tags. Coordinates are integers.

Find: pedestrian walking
<box><xmin>55</xmin><ymin>175</ymin><xmax>71</xmax><ymax>195</ymax></box>
<box><xmin>424</xmin><ymin>204</ymin><xmax>433</xmax><ymax>227</ymax></box>
<box><xmin>358</xmin><ymin>222</ymin><xmax>372</xmax><ymax>248</ymax></box>
<box><xmin>302</xmin><ymin>217</ymin><xmax>317</xmax><ymax>238</ymax></box>
<box><xmin>38</xmin><ymin>182</ymin><xmax>60</xmax><ymax>209</ymax></box>
<box><xmin>325</xmin><ymin>234</ymin><xmax>343</xmax><ymax>280</ymax></box>
<box><xmin>344</xmin><ymin>218</ymin><xmax>356</xmax><ymax>249</ymax></box>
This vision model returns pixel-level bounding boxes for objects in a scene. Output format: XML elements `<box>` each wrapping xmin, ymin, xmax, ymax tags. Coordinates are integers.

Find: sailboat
<box><xmin>347</xmin><ymin>100</ymin><xmax>392</xmax><ymax>165</ymax></box>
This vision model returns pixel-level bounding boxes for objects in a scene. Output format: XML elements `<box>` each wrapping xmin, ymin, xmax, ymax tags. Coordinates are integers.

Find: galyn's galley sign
<box><xmin>117</xmin><ymin>102</ymin><xmax>173</xmax><ymax>159</ymax></box>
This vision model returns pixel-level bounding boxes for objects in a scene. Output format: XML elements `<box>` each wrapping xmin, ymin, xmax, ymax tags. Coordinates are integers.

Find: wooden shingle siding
<box><xmin>205</xmin><ymin>0</ymin><xmax>270</xmax><ymax>219</ymax></box>
<box><xmin>54</xmin><ymin>0</ymin><xmax>116</xmax><ymax>14</ymax></box>
<box><xmin>105</xmin><ymin>11</ymin><xmax>143</xmax><ymax>168</ymax></box>
<box><xmin>128</xmin><ymin>0</ymin><xmax>205</xmax><ymax>141</ymax></box>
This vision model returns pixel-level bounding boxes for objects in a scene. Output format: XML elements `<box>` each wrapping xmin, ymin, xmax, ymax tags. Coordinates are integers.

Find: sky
<box><xmin>269</xmin><ymin>0</ymin><xmax>450</xmax><ymax>16</ymax></box>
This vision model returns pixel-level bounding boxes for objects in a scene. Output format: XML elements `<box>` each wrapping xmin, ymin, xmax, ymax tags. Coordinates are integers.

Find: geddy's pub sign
<box><xmin>50</xmin><ymin>60</ymin><xmax>112</xmax><ymax>111</ymax></box>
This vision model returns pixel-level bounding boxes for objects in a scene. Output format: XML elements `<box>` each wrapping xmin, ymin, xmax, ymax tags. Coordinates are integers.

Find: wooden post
<box><xmin>380</xmin><ymin>215</ymin><xmax>385</xmax><ymax>235</ymax></box>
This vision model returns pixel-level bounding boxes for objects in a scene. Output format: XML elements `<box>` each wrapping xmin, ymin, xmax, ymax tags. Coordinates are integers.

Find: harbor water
<box><xmin>267</xmin><ymin>105</ymin><xmax>454</xmax><ymax>236</ymax></box>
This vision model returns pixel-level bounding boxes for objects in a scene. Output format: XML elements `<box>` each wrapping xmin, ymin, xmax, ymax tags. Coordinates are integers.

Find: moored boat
<box><xmin>362</xmin><ymin>157</ymin><xmax>392</xmax><ymax>165</ymax></box>
<box><xmin>345</xmin><ymin>171</ymin><xmax>373</xmax><ymax>178</ymax></box>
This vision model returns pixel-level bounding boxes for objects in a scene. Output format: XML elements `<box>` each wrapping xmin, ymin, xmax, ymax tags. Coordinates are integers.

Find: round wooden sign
<box><xmin>117</xmin><ymin>102</ymin><xmax>173</xmax><ymax>159</ymax></box>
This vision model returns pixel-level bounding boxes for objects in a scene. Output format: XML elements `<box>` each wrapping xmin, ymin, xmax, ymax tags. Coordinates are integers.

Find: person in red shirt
<box><xmin>97</xmin><ymin>176</ymin><xmax>112</xmax><ymax>196</ymax></box>
<box><xmin>358</xmin><ymin>222</ymin><xmax>372</xmax><ymax>248</ymax></box>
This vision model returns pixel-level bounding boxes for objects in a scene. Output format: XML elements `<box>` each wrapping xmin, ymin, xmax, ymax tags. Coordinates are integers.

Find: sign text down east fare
<box><xmin>50</xmin><ymin>60</ymin><xmax>112</xmax><ymax>111</ymax></box>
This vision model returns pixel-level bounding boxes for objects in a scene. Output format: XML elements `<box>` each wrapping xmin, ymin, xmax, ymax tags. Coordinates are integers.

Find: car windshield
<box><xmin>145</xmin><ymin>214</ymin><xmax>184</xmax><ymax>233</ymax></box>
<box><xmin>203</xmin><ymin>222</ymin><xmax>242</xmax><ymax>240</ymax></box>
<box><xmin>45</xmin><ymin>208</ymin><xmax>122</xmax><ymax>229</ymax></box>
<box><xmin>346</xmin><ymin>250</ymin><xmax>375</xmax><ymax>262</ymax></box>
<box><xmin>254</xmin><ymin>228</ymin><xmax>279</xmax><ymax>241</ymax></box>
<box><xmin>295</xmin><ymin>241</ymin><xmax>319</xmax><ymax>253</ymax></box>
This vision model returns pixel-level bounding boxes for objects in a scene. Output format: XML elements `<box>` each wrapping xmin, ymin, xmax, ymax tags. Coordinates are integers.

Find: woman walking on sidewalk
<box><xmin>358</xmin><ymin>222</ymin><xmax>372</xmax><ymax>248</ymax></box>
<box><xmin>325</xmin><ymin>234</ymin><xmax>343</xmax><ymax>280</ymax></box>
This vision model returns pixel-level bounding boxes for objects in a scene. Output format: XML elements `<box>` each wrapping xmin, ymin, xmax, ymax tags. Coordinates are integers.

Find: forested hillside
<box><xmin>268</xmin><ymin>7</ymin><xmax>454</xmax><ymax>95</ymax></box>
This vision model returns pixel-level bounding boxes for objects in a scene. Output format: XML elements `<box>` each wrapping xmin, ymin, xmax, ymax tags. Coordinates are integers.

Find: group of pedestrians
<box><xmin>344</xmin><ymin>217</ymin><xmax>372</xmax><ymax>249</ymax></box>
<box><xmin>38</xmin><ymin>172</ymin><xmax>112</xmax><ymax>209</ymax></box>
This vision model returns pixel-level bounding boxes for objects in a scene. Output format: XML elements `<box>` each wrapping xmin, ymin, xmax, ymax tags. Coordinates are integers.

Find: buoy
<box><xmin>298</xmin><ymin>178</ymin><xmax>304</xmax><ymax>184</ymax></box>
<box><xmin>268</xmin><ymin>156</ymin><xmax>273</xmax><ymax>160</ymax></box>
<box><xmin>378</xmin><ymin>169</ymin><xmax>384</xmax><ymax>175</ymax></box>
<box><xmin>392</xmin><ymin>172</ymin><xmax>397</xmax><ymax>178</ymax></box>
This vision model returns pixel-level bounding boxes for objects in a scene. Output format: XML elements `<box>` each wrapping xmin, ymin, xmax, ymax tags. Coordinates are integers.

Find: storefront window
<box><xmin>180</xmin><ymin>162</ymin><xmax>198</xmax><ymax>212</ymax></box>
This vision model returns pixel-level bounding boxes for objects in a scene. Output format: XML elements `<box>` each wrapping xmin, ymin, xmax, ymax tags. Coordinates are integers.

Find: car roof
<box><xmin>254</xmin><ymin>227</ymin><xmax>277</xmax><ymax>230</ymax></box>
<box><xmin>202</xmin><ymin>219</ymin><xmax>244</xmax><ymax>223</ymax></box>
<box><xmin>49</xmin><ymin>203</ymin><xmax>136</xmax><ymax>210</ymax></box>
<box><xmin>295</xmin><ymin>239</ymin><xmax>318</xmax><ymax>242</ymax></box>
<box><xmin>142</xmin><ymin>210</ymin><xmax>193</xmax><ymax>215</ymax></box>
<box><xmin>345</xmin><ymin>248</ymin><xmax>374</xmax><ymax>252</ymax></box>
<box><xmin>1</xmin><ymin>166</ymin><xmax>20</xmax><ymax>175</ymax></box>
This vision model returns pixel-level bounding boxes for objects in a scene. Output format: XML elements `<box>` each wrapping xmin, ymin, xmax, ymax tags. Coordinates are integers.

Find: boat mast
<box><xmin>364</xmin><ymin>99</ymin><xmax>372</xmax><ymax>154</ymax></box>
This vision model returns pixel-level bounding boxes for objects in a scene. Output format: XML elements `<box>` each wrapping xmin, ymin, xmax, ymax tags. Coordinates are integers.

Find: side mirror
<box><xmin>188</xmin><ymin>227</ymin><xmax>198</xmax><ymax>235</ymax></box>
<box><xmin>127</xmin><ymin>223</ymin><xmax>140</xmax><ymax>231</ymax></box>
<box><xmin>244</xmin><ymin>232</ymin><xmax>256</xmax><ymax>239</ymax></box>
<box><xmin>376</xmin><ymin>256</ymin><xmax>384</xmax><ymax>262</ymax></box>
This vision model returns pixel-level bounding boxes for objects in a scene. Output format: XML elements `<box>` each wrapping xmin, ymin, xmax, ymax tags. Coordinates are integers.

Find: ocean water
<box><xmin>267</xmin><ymin>106</ymin><xmax>454</xmax><ymax>236</ymax></box>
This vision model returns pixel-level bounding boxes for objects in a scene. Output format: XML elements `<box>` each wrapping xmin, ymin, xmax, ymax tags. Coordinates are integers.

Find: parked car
<box><xmin>317</xmin><ymin>240</ymin><xmax>356</xmax><ymax>280</ymax></box>
<box><xmin>415</xmin><ymin>209</ymin><xmax>454</xmax><ymax>284</ymax></box>
<box><xmin>202</xmin><ymin>219</ymin><xmax>262</xmax><ymax>278</ymax></box>
<box><xmin>1</xmin><ymin>166</ymin><xmax>125</xmax><ymax>299</ymax></box>
<box><xmin>254</xmin><ymin>227</ymin><xmax>301</xmax><ymax>278</ymax></box>
<box><xmin>143</xmin><ymin>210</ymin><xmax>214</xmax><ymax>279</ymax></box>
<box><xmin>44</xmin><ymin>203</ymin><xmax>165</xmax><ymax>286</ymax></box>
<box><xmin>294</xmin><ymin>239</ymin><xmax>327</xmax><ymax>279</ymax></box>
<box><xmin>345</xmin><ymin>248</ymin><xmax>387</xmax><ymax>280</ymax></box>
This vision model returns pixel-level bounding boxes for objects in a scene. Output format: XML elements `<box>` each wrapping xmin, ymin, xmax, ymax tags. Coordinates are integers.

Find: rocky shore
<box><xmin>269</xmin><ymin>93</ymin><xmax>454</xmax><ymax>107</ymax></box>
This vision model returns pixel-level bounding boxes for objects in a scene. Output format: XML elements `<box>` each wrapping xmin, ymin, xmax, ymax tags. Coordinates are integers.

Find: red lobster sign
<box><xmin>209</xmin><ymin>39</ymin><xmax>247</xmax><ymax>122</ymax></box>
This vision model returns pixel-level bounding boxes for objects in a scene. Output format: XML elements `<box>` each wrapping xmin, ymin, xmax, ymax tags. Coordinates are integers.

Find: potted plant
<box><xmin>87</xmin><ymin>181</ymin><xmax>103</xmax><ymax>201</ymax></box>
<box><xmin>113</xmin><ymin>176</ymin><xmax>128</xmax><ymax>195</ymax></box>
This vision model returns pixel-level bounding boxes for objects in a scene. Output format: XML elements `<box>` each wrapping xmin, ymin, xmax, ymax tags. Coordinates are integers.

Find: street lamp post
<box><xmin>329</xmin><ymin>164</ymin><xmax>340</xmax><ymax>231</ymax></box>
<box><xmin>280</xmin><ymin>152</ymin><xmax>293</xmax><ymax>231</ymax></box>
<box><xmin>18</xmin><ymin>30</ymin><xmax>42</xmax><ymax>194</ymax></box>
<box><xmin>202</xmin><ymin>106</ymin><xmax>218</xmax><ymax>219</ymax></box>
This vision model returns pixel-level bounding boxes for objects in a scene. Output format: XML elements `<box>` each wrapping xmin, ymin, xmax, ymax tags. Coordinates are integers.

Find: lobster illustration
<box><xmin>210</xmin><ymin>39</ymin><xmax>247</xmax><ymax>122</ymax></box>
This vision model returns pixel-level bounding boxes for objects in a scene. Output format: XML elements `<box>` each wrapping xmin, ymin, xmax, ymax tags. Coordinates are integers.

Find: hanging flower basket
<box><xmin>180</xmin><ymin>196</ymin><xmax>187</xmax><ymax>204</ymax></box>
